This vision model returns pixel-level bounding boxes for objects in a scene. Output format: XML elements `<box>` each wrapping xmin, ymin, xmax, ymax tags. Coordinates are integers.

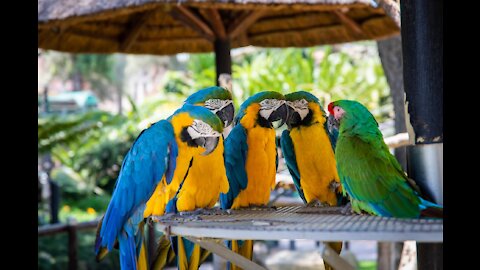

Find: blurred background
<box><xmin>38</xmin><ymin>0</ymin><xmax>408</xmax><ymax>269</ymax></box>
<box><xmin>38</xmin><ymin>40</ymin><xmax>406</xmax><ymax>269</ymax></box>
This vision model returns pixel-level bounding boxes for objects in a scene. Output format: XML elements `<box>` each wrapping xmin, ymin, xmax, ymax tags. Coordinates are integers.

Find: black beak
<box><xmin>268</xmin><ymin>103</ymin><xmax>288</xmax><ymax>128</ymax></box>
<box><xmin>327</xmin><ymin>114</ymin><xmax>340</xmax><ymax>134</ymax></box>
<box><xmin>285</xmin><ymin>105</ymin><xmax>301</xmax><ymax>129</ymax></box>
<box><xmin>216</xmin><ymin>103</ymin><xmax>234</xmax><ymax>128</ymax></box>
<box><xmin>194</xmin><ymin>136</ymin><xmax>220</xmax><ymax>156</ymax></box>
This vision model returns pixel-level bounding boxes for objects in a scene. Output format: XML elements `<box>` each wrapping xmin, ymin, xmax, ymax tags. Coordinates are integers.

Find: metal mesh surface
<box><xmin>152</xmin><ymin>206</ymin><xmax>442</xmax><ymax>242</ymax></box>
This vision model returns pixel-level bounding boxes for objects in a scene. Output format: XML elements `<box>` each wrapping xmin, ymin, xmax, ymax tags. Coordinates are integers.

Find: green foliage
<box><xmin>232</xmin><ymin>46</ymin><xmax>391</xmax><ymax>121</ymax></box>
<box><xmin>159</xmin><ymin>44</ymin><xmax>391</xmax><ymax>121</ymax></box>
<box><xmin>358</xmin><ymin>260</ymin><xmax>377</xmax><ymax>270</ymax></box>
<box><xmin>38</xmin><ymin>110</ymin><xmax>126</xmax><ymax>154</ymax></box>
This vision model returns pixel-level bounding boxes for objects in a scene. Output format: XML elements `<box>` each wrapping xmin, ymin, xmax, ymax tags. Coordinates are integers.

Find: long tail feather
<box><xmin>177</xmin><ymin>236</ymin><xmax>201</xmax><ymax>270</ymax></box>
<box><xmin>118</xmin><ymin>232</ymin><xmax>138</xmax><ymax>270</ymax></box>
<box><xmin>199</xmin><ymin>248</ymin><xmax>211</xmax><ymax>265</ymax></box>
<box><xmin>95</xmin><ymin>215</ymin><xmax>114</xmax><ymax>262</ymax></box>
<box><xmin>150</xmin><ymin>235</ymin><xmax>176</xmax><ymax>270</ymax></box>
<box><xmin>137</xmin><ymin>240</ymin><xmax>148</xmax><ymax>270</ymax></box>
<box><xmin>228</xmin><ymin>240</ymin><xmax>253</xmax><ymax>270</ymax></box>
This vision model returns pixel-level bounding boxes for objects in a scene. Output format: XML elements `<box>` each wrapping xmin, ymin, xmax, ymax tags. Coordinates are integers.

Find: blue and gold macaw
<box><xmin>150</xmin><ymin>86</ymin><xmax>235</xmax><ymax>270</ymax></box>
<box><xmin>220</xmin><ymin>91</ymin><xmax>288</xmax><ymax>270</ymax></box>
<box><xmin>95</xmin><ymin>104</ymin><xmax>224</xmax><ymax>270</ymax></box>
<box><xmin>280</xmin><ymin>91</ymin><xmax>344</xmax><ymax>270</ymax></box>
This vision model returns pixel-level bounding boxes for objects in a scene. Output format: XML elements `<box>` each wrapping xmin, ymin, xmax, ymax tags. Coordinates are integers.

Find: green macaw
<box><xmin>327</xmin><ymin>100</ymin><xmax>443</xmax><ymax>218</ymax></box>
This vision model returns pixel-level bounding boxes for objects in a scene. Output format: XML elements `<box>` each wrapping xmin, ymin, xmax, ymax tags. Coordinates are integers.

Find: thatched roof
<box><xmin>38</xmin><ymin>0</ymin><xmax>399</xmax><ymax>55</ymax></box>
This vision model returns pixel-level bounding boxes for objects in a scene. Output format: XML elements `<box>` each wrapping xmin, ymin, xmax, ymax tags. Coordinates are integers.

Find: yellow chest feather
<box><xmin>176</xmin><ymin>137</ymin><xmax>229</xmax><ymax>211</ymax></box>
<box><xmin>232</xmin><ymin>124</ymin><xmax>277</xmax><ymax>209</ymax></box>
<box><xmin>290</xmin><ymin>123</ymin><xmax>340</xmax><ymax>205</ymax></box>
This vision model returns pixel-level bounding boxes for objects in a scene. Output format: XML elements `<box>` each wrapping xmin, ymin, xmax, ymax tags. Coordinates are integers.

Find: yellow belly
<box><xmin>290</xmin><ymin>124</ymin><xmax>340</xmax><ymax>205</ymax></box>
<box><xmin>176</xmin><ymin>137</ymin><xmax>229</xmax><ymax>211</ymax></box>
<box><xmin>232</xmin><ymin>126</ymin><xmax>277</xmax><ymax>209</ymax></box>
<box><xmin>143</xmin><ymin>139</ymin><xmax>201</xmax><ymax>217</ymax></box>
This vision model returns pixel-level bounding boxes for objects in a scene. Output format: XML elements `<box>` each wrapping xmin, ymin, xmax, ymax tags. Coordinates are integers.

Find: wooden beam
<box><xmin>119</xmin><ymin>10</ymin><xmax>157</xmax><ymax>51</ymax></box>
<box><xmin>185</xmin><ymin>237</ymin><xmax>267</xmax><ymax>270</ymax></box>
<box><xmin>199</xmin><ymin>8</ymin><xmax>227</xmax><ymax>39</ymax></box>
<box><xmin>170</xmin><ymin>6</ymin><xmax>215</xmax><ymax>41</ymax></box>
<box><xmin>331</xmin><ymin>9</ymin><xmax>366</xmax><ymax>38</ymax></box>
<box><xmin>227</xmin><ymin>10</ymin><xmax>266</xmax><ymax>39</ymax></box>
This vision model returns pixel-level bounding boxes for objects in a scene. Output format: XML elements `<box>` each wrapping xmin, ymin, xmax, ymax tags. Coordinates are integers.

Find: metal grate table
<box><xmin>151</xmin><ymin>205</ymin><xmax>443</xmax><ymax>270</ymax></box>
<box><xmin>153</xmin><ymin>206</ymin><xmax>443</xmax><ymax>242</ymax></box>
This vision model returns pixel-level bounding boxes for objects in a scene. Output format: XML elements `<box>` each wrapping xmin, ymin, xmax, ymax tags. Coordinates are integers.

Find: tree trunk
<box><xmin>71</xmin><ymin>55</ymin><xmax>83</xmax><ymax>91</ymax></box>
<box><xmin>377</xmin><ymin>35</ymin><xmax>405</xmax><ymax>270</ymax></box>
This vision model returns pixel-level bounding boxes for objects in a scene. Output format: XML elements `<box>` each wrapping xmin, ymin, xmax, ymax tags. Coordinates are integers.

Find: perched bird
<box><xmin>95</xmin><ymin>104</ymin><xmax>224</xmax><ymax>270</ymax></box>
<box><xmin>327</xmin><ymin>100</ymin><xmax>443</xmax><ymax>218</ymax></box>
<box><xmin>280</xmin><ymin>91</ymin><xmax>344</xmax><ymax>270</ymax></box>
<box><xmin>280</xmin><ymin>91</ymin><xmax>342</xmax><ymax>206</ymax></box>
<box><xmin>150</xmin><ymin>86</ymin><xmax>234</xmax><ymax>270</ymax></box>
<box><xmin>220</xmin><ymin>91</ymin><xmax>288</xmax><ymax>270</ymax></box>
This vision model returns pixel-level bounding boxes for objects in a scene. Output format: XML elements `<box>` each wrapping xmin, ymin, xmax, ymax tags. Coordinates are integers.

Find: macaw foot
<box><xmin>328</xmin><ymin>180</ymin><xmax>341</xmax><ymax>193</ymax></box>
<box><xmin>151</xmin><ymin>212</ymin><xmax>177</xmax><ymax>222</ymax></box>
<box><xmin>340</xmin><ymin>202</ymin><xmax>354</xmax><ymax>215</ymax></box>
<box><xmin>192</xmin><ymin>207</ymin><xmax>231</xmax><ymax>216</ymax></box>
<box><xmin>249</xmin><ymin>204</ymin><xmax>277</xmax><ymax>211</ymax></box>
<box><xmin>306</xmin><ymin>199</ymin><xmax>329</xmax><ymax>208</ymax></box>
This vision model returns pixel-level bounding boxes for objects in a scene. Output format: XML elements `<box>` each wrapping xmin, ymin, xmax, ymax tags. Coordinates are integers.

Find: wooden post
<box><xmin>400</xmin><ymin>1</ymin><xmax>443</xmax><ymax>269</ymax></box>
<box><xmin>400</xmin><ymin>0</ymin><xmax>443</xmax><ymax>144</ymax></box>
<box><xmin>67</xmin><ymin>218</ymin><xmax>78</xmax><ymax>270</ymax></box>
<box><xmin>214</xmin><ymin>38</ymin><xmax>232</xmax><ymax>86</ymax></box>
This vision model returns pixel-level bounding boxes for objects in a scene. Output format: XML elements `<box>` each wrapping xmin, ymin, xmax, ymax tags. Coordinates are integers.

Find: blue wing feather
<box><xmin>324</xmin><ymin>121</ymin><xmax>338</xmax><ymax>151</ymax></box>
<box><xmin>280</xmin><ymin>130</ymin><xmax>306</xmax><ymax>204</ymax></box>
<box><xmin>220</xmin><ymin>124</ymin><xmax>249</xmax><ymax>209</ymax></box>
<box><xmin>98</xmin><ymin>120</ymin><xmax>177</xmax><ymax>252</ymax></box>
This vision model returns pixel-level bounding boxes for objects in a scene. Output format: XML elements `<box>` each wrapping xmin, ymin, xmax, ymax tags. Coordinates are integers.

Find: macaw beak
<box><xmin>327</xmin><ymin>113</ymin><xmax>340</xmax><ymax>134</ymax></box>
<box><xmin>216</xmin><ymin>103</ymin><xmax>235</xmax><ymax>128</ymax></box>
<box><xmin>268</xmin><ymin>102</ymin><xmax>288</xmax><ymax>128</ymax></box>
<box><xmin>285</xmin><ymin>103</ymin><xmax>300</xmax><ymax>129</ymax></box>
<box><xmin>195</xmin><ymin>136</ymin><xmax>220</xmax><ymax>156</ymax></box>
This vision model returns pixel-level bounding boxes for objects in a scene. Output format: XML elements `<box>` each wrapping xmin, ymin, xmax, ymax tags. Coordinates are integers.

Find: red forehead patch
<box><xmin>327</xmin><ymin>102</ymin><xmax>335</xmax><ymax>114</ymax></box>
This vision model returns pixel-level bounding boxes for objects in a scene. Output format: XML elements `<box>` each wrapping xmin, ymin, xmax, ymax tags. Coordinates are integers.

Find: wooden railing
<box><xmin>38</xmin><ymin>218</ymin><xmax>100</xmax><ymax>270</ymax></box>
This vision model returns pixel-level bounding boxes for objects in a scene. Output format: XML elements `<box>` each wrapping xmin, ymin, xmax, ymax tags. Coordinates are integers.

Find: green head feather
<box><xmin>235</xmin><ymin>91</ymin><xmax>285</xmax><ymax>122</ymax></box>
<box><xmin>285</xmin><ymin>91</ymin><xmax>320</xmax><ymax>105</ymax></box>
<box><xmin>170</xmin><ymin>104</ymin><xmax>224</xmax><ymax>133</ymax></box>
<box><xmin>184</xmin><ymin>86</ymin><xmax>232</xmax><ymax>104</ymax></box>
<box><xmin>329</xmin><ymin>100</ymin><xmax>380</xmax><ymax>138</ymax></box>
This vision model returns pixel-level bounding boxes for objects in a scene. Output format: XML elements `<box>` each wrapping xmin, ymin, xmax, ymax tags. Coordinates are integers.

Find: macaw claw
<box><xmin>306</xmin><ymin>199</ymin><xmax>329</xmax><ymax>208</ymax></box>
<box><xmin>340</xmin><ymin>202</ymin><xmax>355</xmax><ymax>215</ymax></box>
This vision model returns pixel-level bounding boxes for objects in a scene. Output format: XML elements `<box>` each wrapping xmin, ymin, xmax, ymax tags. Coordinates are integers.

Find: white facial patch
<box><xmin>259</xmin><ymin>99</ymin><xmax>285</xmax><ymax>119</ymax></box>
<box><xmin>204</xmin><ymin>99</ymin><xmax>233</xmax><ymax>113</ymax></box>
<box><xmin>187</xmin><ymin>119</ymin><xmax>221</xmax><ymax>140</ymax></box>
<box><xmin>286</xmin><ymin>99</ymin><xmax>309</xmax><ymax>120</ymax></box>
